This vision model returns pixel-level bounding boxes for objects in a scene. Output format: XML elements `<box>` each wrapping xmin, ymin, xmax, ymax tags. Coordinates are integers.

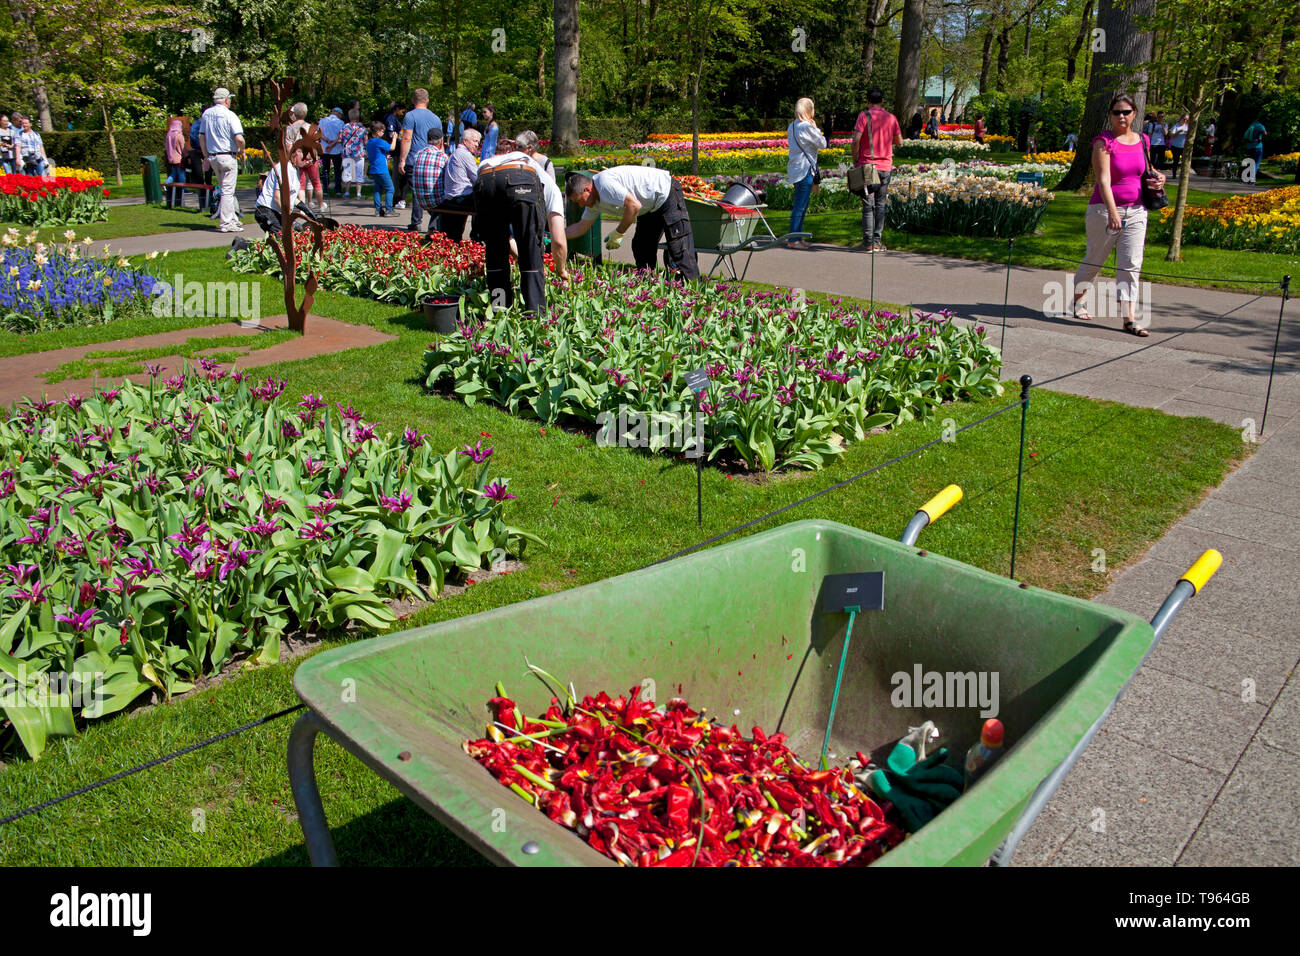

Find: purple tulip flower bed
<box><xmin>0</xmin><ymin>362</ymin><xmax>539</xmax><ymax>759</ymax></box>
<box><xmin>424</xmin><ymin>268</ymin><xmax>1002</xmax><ymax>472</ymax></box>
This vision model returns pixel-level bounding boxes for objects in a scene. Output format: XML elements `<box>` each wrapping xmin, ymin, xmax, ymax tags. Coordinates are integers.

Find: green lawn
<box><xmin>766</xmin><ymin>187</ymin><xmax>1294</xmax><ymax>295</ymax></box>
<box><xmin>0</xmin><ymin>244</ymin><xmax>1249</xmax><ymax>866</ymax></box>
<box><xmin>3</xmin><ymin>201</ymin><xmax>255</xmax><ymax>244</ymax></box>
<box><xmin>100</xmin><ymin>171</ymin><xmax>263</xmax><ymax>200</ymax></box>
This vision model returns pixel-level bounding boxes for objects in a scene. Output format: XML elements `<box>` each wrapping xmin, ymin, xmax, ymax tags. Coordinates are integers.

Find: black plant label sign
<box><xmin>822</xmin><ymin>571</ymin><xmax>885</xmax><ymax>614</ymax></box>
<box><xmin>684</xmin><ymin>367</ymin><xmax>710</xmax><ymax>393</ymax></box>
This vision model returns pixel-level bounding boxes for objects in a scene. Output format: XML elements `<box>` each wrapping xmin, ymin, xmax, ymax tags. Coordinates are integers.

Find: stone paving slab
<box><xmin>1026</xmin><ymin>730</ymin><xmax>1226</xmax><ymax>865</ymax></box>
<box><xmin>1144</xmin><ymin>615</ymin><xmax>1297</xmax><ymax>701</ymax></box>
<box><xmin>1104</xmin><ymin>668</ymin><xmax>1268</xmax><ymax>774</ymax></box>
<box><xmin>1257</xmin><ymin>678</ymin><xmax>1300</xmax><ymax>759</ymax></box>
<box><xmin>0</xmin><ymin>313</ymin><xmax>396</xmax><ymax>407</ymax></box>
<box><xmin>1177</xmin><ymin>740</ymin><xmax>1300</xmax><ymax>866</ymax></box>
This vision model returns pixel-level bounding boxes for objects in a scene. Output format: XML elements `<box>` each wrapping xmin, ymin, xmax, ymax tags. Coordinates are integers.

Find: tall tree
<box><xmin>54</xmin><ymin>0</ymin><xmax>183</xmax><ymax>183</ymax></box>
<box><xmin>893</xmin><ymin>0</ymin><xmax>924</xmax><ymax>123</ymax></box>
<box><xmin>552</xmin><ymin>0</ymin><xmax>579</xmax><ymax>153</ymax></box>
<box><xmin>1138</xmin><ymin>0</ymin><xmax>1300</xmax><ymax>259</ymax></box>
<box><xmin>1057</xmin><ymin>0</ymin><xmax>1154</xmax><ymax>192</ymax></box>
<box><xmin>1066</xmin><ymin>0</ymin><xmax>1094</xmax><ymax>83</ymax></box>
<box><xmin>6</xmin><ymin>0</ymin><xmax>55</xmax><ymax>129</ymax></box>
<box><xmin>861</xmin><ymin>0</ymin><xmax>896</xmax><ymax>83</ymax></box>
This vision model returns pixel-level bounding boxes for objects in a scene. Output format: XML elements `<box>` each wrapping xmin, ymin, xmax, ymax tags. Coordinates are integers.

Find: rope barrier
<box><xmin>1022</xmin><ymin>248</ymin><xmax>1284</xmax><ymax>286</ymax></box>
<box><xmin>0</xmin><ymin>703</ymin><xmax>304</xmax><ymax>828</ymax></box>
<box><xmin>1034</xmin><ymin>289</ymin><xmax>1278</xmax><ymax>388</ymax></box>
<box><xmin>649</xmin><ymin>397</ymin><xmax>1027</xmax><ymax>567</ymax></box>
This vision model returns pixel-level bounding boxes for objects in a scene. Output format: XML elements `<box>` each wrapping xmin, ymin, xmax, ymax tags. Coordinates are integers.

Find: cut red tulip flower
<box><xmin>465</xmin><ymin>685</ymin><xmax>904</xmax><ymax>866</ymax></box>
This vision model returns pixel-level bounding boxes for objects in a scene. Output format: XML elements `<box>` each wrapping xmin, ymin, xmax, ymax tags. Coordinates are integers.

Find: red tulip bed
<box><xmin>466</xmin><ymin>687</ymin><xmax>905</xmax><ymax>866</ymax></box>
<box><xmin>230</xmin><ymin>224</ymin><xmax>550</xmax><ymax>308</ymax></box>
<box><xmin>0</xmin><ymin>173</ymin><xmax>110</xmax><ymax>226</ymax></box>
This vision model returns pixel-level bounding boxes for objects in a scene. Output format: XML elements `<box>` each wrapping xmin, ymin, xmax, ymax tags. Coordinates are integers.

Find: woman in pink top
<box><xmin>1069</xmin><ymin>93</ymin><xmax>1165</xmax><ymax>336</ymax></box>
<box><xmin>164</xmin><ymin>117</ymin><xmax>188</xmax><ymax>209</ymax></box>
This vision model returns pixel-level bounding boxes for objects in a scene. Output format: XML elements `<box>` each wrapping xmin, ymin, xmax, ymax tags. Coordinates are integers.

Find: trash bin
<box><xmin>563</xmin><ymin>168</ymin><xmax>601</xmax><ymax>263</ymax></box>
<box><xmin>140</xmin><ymin>155</ymin><xmax>163</xmax><ymax>205</ymax></box>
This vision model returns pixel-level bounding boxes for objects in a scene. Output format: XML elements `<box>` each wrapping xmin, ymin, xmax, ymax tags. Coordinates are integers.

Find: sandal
<box><xmin>1123</xmin><ymin>320</ymin><xmax>1150</xmax><ymax>337</ymax></box>
<box><xmin>1072</xmin><ymin>304</ymin><xmax>1093</xmax><ymax>321</ymax></box>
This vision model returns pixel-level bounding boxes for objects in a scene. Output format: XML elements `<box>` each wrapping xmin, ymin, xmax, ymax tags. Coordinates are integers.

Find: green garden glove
<box><xmin>605</xmin><ymin>229</ymin><xmax>626</xmax><ymax>251</ymax></box>
<box><xmin>868</xmin><ymin>744</ymin><xmax>965</xmax><ymax>833</ymax></box>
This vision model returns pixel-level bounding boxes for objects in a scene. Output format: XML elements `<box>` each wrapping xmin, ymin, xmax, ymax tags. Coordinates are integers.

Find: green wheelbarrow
<box><xmin>288</xmin><ymin>486</ymin><xmax>1220</xmax><ymax>866</ymax></box>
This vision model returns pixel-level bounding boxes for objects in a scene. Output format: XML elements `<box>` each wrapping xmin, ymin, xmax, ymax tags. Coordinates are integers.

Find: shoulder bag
<box><xmin>848</xmin><ymin>109</ymin><xmax>883</xmax><ymax>196</ymax></box>
<box><xmin>1139</xmin><ymin>135</ymin><xmax>1169</xmax><ymax>210</ymax></box>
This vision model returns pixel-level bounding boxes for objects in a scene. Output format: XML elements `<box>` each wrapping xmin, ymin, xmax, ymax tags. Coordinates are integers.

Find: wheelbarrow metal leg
<box><xmin>288</xmin><ymin>711</ymin><xmax>339</xmax><ymax>866</ymax></box>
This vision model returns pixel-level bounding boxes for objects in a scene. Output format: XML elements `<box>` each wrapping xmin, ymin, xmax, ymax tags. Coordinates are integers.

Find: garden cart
<box><xmin>288</xmin><ymin>485</ymin><xmax>1220</xmax><ymax>866</ymax></box>
<box><xmin>672</xmin><ymin>197</ymin><xmax>809</xmax><ymax>282</ymax></box>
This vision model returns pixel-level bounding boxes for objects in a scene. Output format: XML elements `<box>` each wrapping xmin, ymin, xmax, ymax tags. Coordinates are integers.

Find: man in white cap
<box><xmin>199</xmin><ymin>87</ymin><xmax>246</xmax><ymax>232</ymax></box>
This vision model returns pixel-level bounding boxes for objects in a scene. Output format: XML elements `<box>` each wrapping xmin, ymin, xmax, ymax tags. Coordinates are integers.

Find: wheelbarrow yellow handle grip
<box><xmin>920</xmin><ymin>485</ymin><xmax>963</xmax><ymax>523</ymax></box>
<box><xmin>1179</xmin><ymin>549</ymin><xmax>1222</xmax><ymax>594</ymax></box>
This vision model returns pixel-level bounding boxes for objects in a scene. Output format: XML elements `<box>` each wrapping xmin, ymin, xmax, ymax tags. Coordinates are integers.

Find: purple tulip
<box><xmin>55</xmin><ymin>607</ymin><xmax>101</xmax><ymax>633</ymax></box>
<box><xmin>145</xmin><ymin>362</ymin><xmax>165</xmax><ymax>378</ymax></box>
<box><xmin>481</xmin><ymin>481</ymin><xmax>517</xmax><ymax>503</ymax></box>
<box><xmin>298</xmin><ymin>518</ymin><xmax>332</xmax><ymax>540</ymax></box>
<box><xmin>243</xmin><ymin>517</ymin><xmax>282</xmax><ymax>537</ymax></box>
<box><xmin>380</xmin><ymin>490</ymin><xmax>413</xmax><ymax>514</ymax></box>
<box><xmin>458</xmin><ymin>441</ymin><xmax>493</xmax><ymax>464</ymax></box>
<box><xmin>402</xmin><ymin>427</ymin><xmax>427</xmax><ymax>448</ymax></box>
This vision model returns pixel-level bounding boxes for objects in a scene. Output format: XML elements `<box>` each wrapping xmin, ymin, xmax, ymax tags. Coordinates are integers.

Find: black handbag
<box><xmin>1140</xmin><ymin>136</ymin><xmax>1169</xmax><ymax>211</ymax></box>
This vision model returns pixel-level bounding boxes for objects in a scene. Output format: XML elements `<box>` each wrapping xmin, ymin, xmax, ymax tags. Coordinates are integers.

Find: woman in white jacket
<box><xmin>786</xmin><ymin>97</ymin><xmax>826</xmax><ymax>250</ymax></box>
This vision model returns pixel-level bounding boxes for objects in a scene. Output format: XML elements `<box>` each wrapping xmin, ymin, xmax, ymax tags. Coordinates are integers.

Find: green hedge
<box><xmin>44</xmin><ymin>126</ymin><xmax>275</xmax><ymax>172</ymax></box>
<box><xmin>45</xmin><ymin>119</ymin><xmax>787</xmax><ymax>168</ymax></box>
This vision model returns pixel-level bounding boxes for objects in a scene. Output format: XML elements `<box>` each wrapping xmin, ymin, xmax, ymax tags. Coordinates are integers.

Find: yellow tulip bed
<box><xmin>1154</xmin><ymin>185</ymin><xmax>1300</xmax><ymax>254</ymax></box>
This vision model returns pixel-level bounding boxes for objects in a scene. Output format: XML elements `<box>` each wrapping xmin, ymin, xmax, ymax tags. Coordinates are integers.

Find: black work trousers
<box><xmin>629</xmin><ymin>179</ymin><xmax>699</xmax><ymax>281</ymax></box>
<box><xmin>474</xmin><ymin>165</ymin><xmax>547</xmax><ymax>314</ymax></box>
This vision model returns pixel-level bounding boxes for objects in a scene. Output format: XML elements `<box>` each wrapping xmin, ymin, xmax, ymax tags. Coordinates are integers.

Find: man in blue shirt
<box><xmin>317</xmin><ymin>106</ymin><xmax>345</xmax><ymax>197</ymax></box>
<box><xmin>397</xmin><ymin>88</ymin><xmax>443</xmax><ymax>232</ymax></box>
<box><xmin>460</xmin><ymin>102</ymin><xmax>477</xmax><ymax>133</ymax></box>
<box><xmin>439</xmin><ymin>127</ymin><xmax>481</xmax><ymax>242</ymax></box>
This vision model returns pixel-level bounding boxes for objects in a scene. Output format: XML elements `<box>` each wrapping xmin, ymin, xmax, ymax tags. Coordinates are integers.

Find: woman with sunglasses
<box><xmin>1068</xmin><ymin>94</ymin><xmax>1163</xmax><ymax>336</ymax></box>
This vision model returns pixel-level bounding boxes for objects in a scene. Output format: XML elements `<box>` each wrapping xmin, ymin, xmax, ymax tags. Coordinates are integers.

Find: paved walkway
<box><xmin>77</xmin><ymin>214</ymin><xmax>1300</xmax><ymax>866</ymax></box>
<box><xmin>0</xmin><ymin>313</ymin><xmax>395</xmax><ymax>407</ymax></box>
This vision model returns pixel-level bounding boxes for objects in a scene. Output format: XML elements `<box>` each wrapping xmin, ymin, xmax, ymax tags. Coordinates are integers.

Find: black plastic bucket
<box><xmin>721</xmin><ymin>181</ymin><xmax>762</xmax><ymax>207</ymax></box>
<box><xmin>422</xmin><ymin>295</ymin><xmax>461</xmax><ymax>334</ymax></box>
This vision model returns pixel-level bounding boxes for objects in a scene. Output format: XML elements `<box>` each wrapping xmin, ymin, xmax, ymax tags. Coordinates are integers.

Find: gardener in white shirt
<box><xmin>199</xmin><ymin>87</ymin><xmax>246</xmax><ymax>232</ymax></box>
<box><xmin>474</xmin><ymin>150</ymin><xmax>569</xmax><ymax>314</ymax></box>
<box><xmin>565</xmin><ymin>165</ymin><xmax>699</xmax><ymax>281</ymax></box>
<box><xmin>253</xmin><ymin>161</ymin><xmax>323</xmax><ymax>236</ymax></box>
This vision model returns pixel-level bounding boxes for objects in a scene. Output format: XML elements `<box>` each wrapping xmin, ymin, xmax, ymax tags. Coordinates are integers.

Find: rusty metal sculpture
<box><xmin>261</xmin><ymin>78</ymin><xmax>326</xmax><ymax>333</ymax></box>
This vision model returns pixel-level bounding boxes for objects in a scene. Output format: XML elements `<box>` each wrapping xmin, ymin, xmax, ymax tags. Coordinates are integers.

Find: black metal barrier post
<box><xmin>1010</xmin><ymin>374</ymin><xmax>1032</xmax><ymax>580</ymax></box>
<box><xmin>1261</xmin><ymin>274</ymin><xmax>1291</xmax><ymax>438</ymax></box>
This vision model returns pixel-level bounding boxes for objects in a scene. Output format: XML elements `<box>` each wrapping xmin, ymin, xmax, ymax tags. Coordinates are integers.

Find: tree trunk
<box><xmin>691</xmin><ymin>69</ymin><xmax>701</xmax><ymax>175</ymax></box>
<box><xmin>862</xmin><ymin>0</ymin><xmax>889</xmax><ymax>83</ymax></box>
<box><xmin>1066</xmin><ymin>0</ymin><xmax>1094</xmax><ymax>84</ymax></box>
<box><xmin>1165</xmin><ymin>82</ymin><xmax>1207</xmax><ymax>262</ymax></box>
<box><xmin>979</xmin><ymin>29</ymin><xmax>993</xmax><ymax>93</ymax></box>
<box><xmin>100</xmin><ymin>102</ymin><xmax>122</xmax><ymax>185</ymax></box>
<box><xmin>552</xmin><ymin>0</ymin><xmax>580</xmax><ymax>153</ymax></box>
<box><xmin>538</xmin><ymin>40</ymin><xmax>547</xmax><ymax>100</ymax></box>
<box><xmin>7</xmin><ymin>0</ymin><xmax>54</xmax><ymax>130</ymax></box>
<box><xmin>1058</xmin><ymin>0</ymin><xmax>1155</xmax><ymax>192</ymax></box>
<box><xmin>995</xmin><ymin>25</ymin><xmax>1011</xmax><ymax>92</ymax></box>
<box><xmin>893</xmin><ymin>0</ymin><xmax>924</xmax><ymax>125</ymax></box>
